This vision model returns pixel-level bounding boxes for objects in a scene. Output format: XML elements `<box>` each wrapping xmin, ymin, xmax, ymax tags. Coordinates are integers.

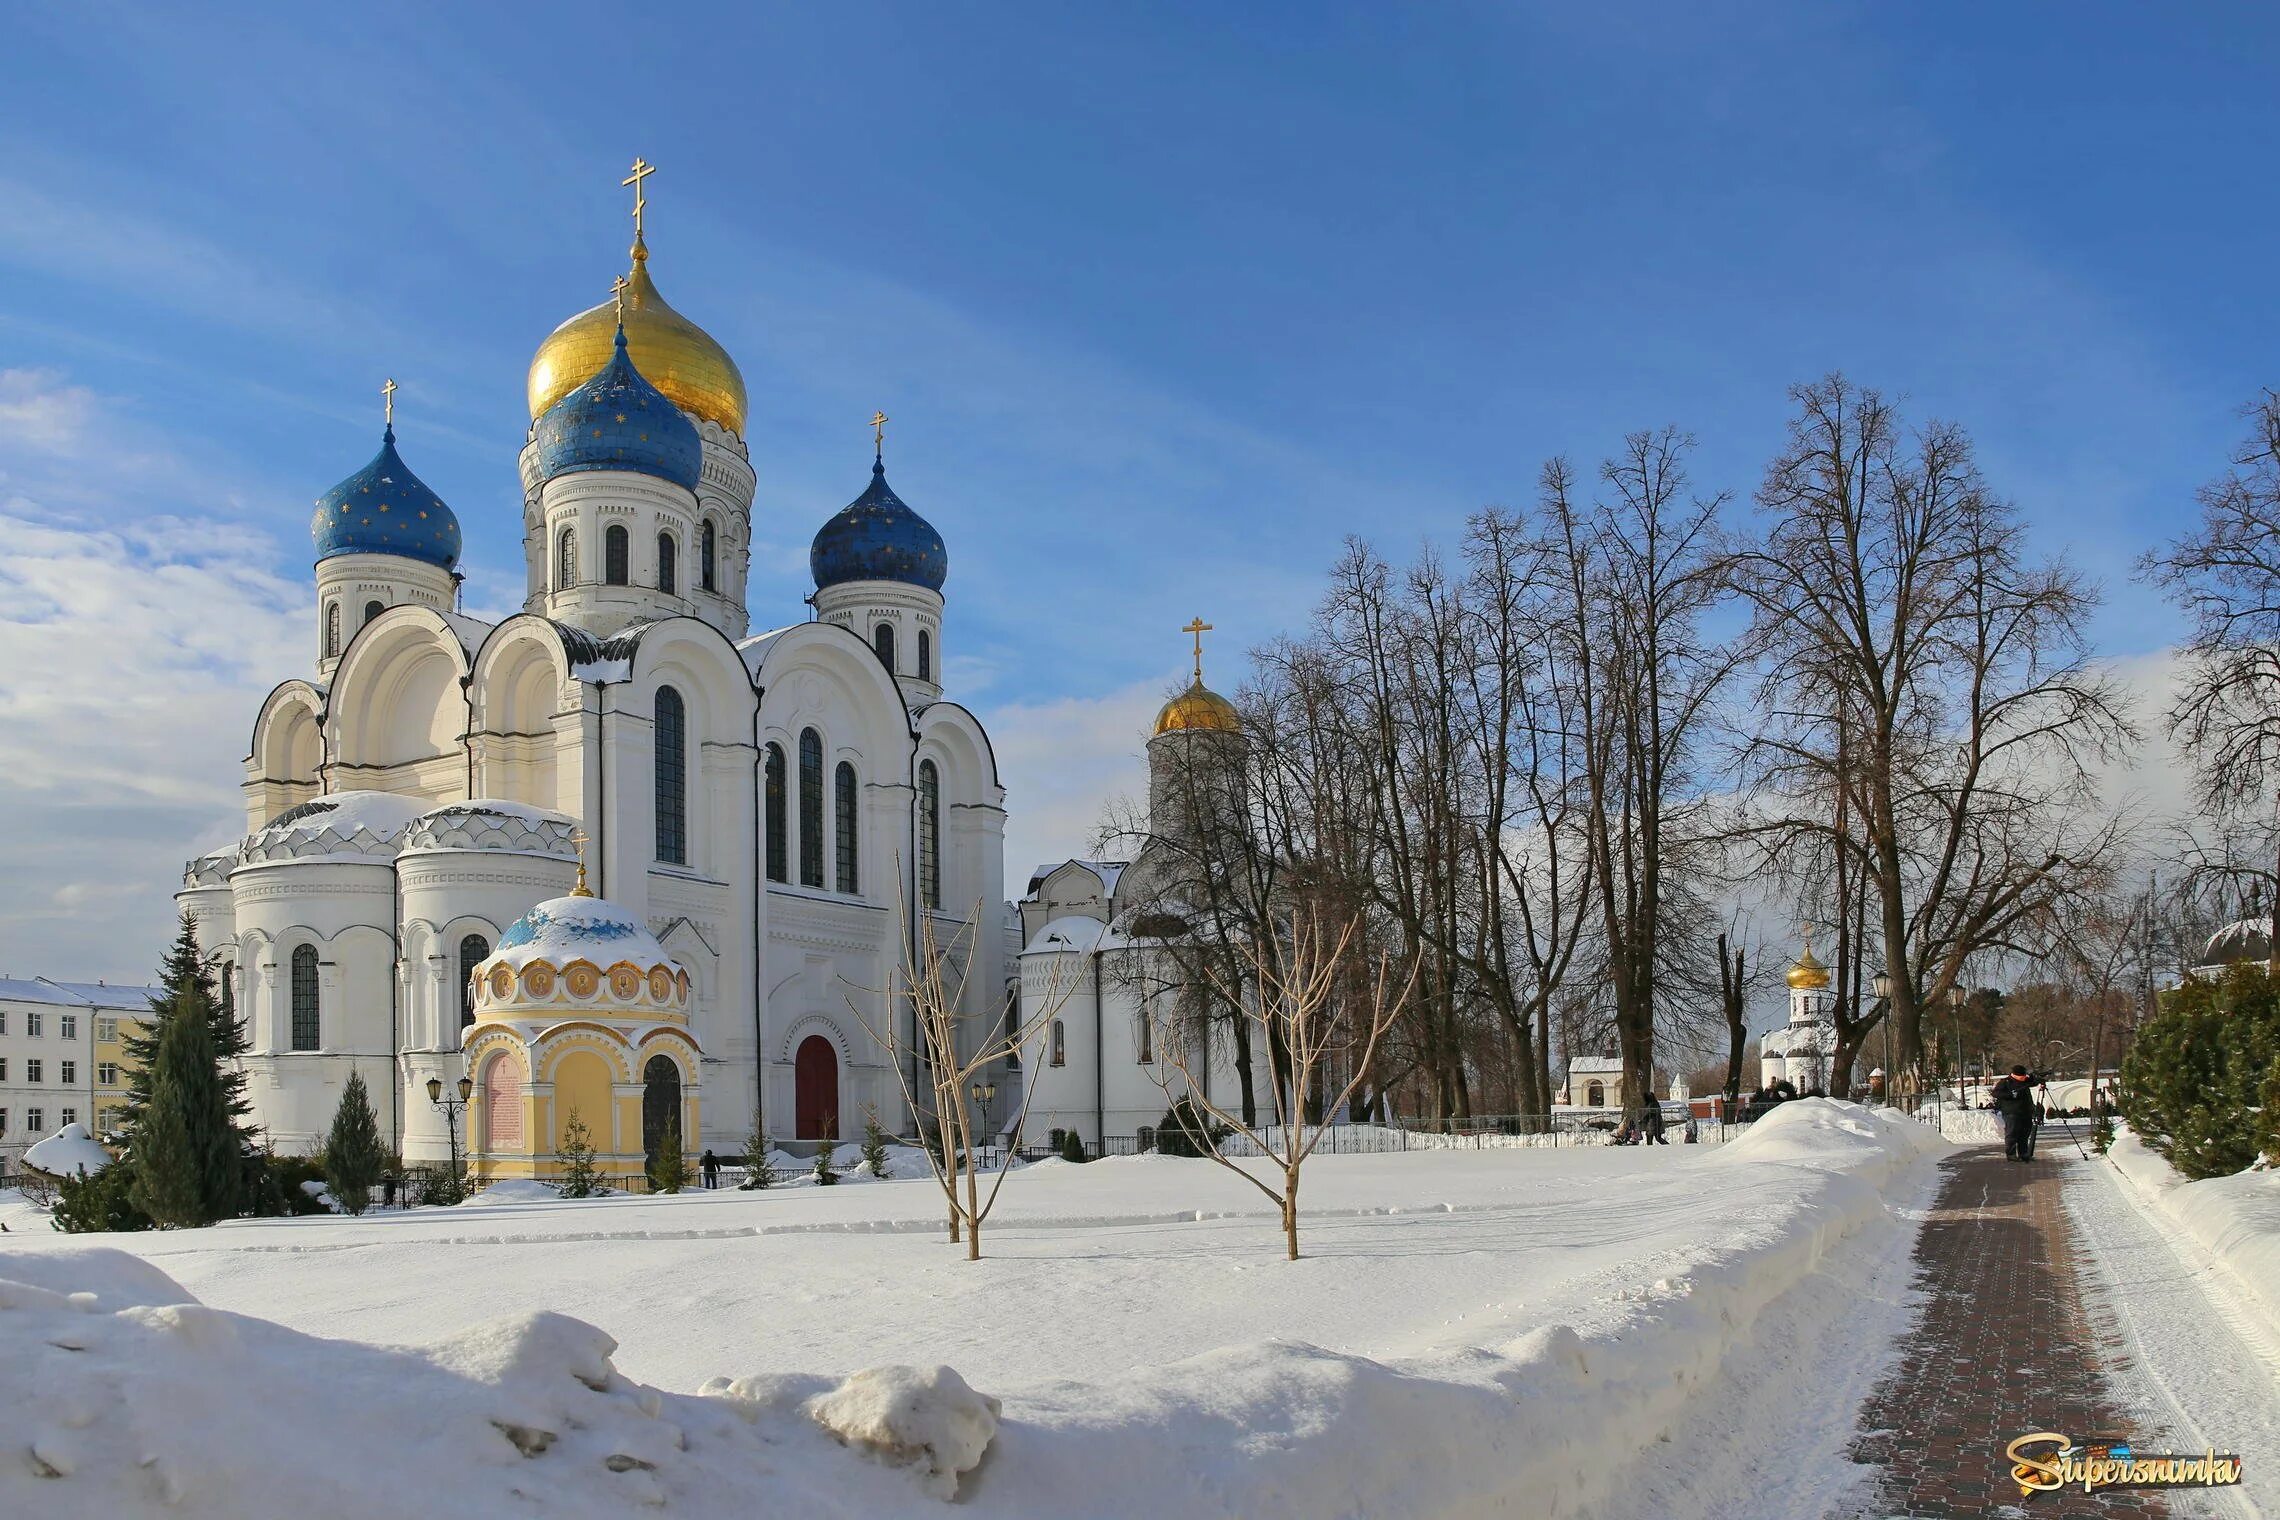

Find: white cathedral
<box><xmin>175</xmin><ymin>182</ymin><xmax>1005</xmax><ymax>1172</ymax></box>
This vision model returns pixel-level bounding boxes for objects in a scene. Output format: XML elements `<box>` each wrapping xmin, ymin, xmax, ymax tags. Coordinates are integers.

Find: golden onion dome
<box><xmin>1154</xmin><ymin>679</ymin><xmax>1242</xmax><ymax>737</ymax></box>
<box><xmin>527</xmin><ymin>236</ymin><xmax>747</xmax><ymax>436</ymax></box>
<box><xmin>1786</xmin><ymin>945</ymin><xmax>1831</xmax><ymax>991</ymax></box>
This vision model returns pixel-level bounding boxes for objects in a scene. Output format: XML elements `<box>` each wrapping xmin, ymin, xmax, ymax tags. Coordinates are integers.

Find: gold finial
<box><xmin>1801</xmin><ymin>920</ymin><xmax>1815</xmax><ymax>955</ymax></box>
<box><xmin>569</xmin><ymin>828</ymin><xmax>593</xmax><ymax>897</ymax></box>
<box><xmin>1183</xmin><ymin>616</ymin><xmax>1213</xmax><ymax>684</ymax></box>
<box><xmin>870</xmin><ymin>410</ymin><xmax>889</xmax><ymax>460</ymax></box>
<box><xmin>622</xmin><ymin>156</ymin><xmax>656</xmax><ymax>246</ymax></box>
<box><xmin>381</xmin><ymin>377</ymin><xmax>397</xmax><ymax>430</ymax></box>
<box><xmin>611</xmin><ymin>274</ymin><xmax>630</xmax><ymax>324</ymax></box>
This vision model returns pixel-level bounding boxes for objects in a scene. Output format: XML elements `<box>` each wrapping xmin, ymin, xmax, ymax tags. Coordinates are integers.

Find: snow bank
<box><xmin>0</xmin><ymin>1248</ymin><xmax>996</xmax><ymax>1515</ymax></box>
<box><xmin>22</xmin><ymin>1123</ymin><xmax>112</xmax><ymax>1178</ymax></box>
<box><xmin>2105</xmin><ymin>1128</ymin><xmax>2280</xmax><ymax>1348</ymax></box>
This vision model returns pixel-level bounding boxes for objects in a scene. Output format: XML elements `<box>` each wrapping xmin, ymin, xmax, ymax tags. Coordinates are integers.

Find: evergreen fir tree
<box><xmin>122</xmin><ymin>915</ymin><xmax>256</xmax><ymax>1218</ymax></box>
<box><xmin>859</xmin><ymin>1104</ymin><xmax>890</xmax><ymax>1178</ymax></box>
<box><xmin>811</xmin><ymin>1137</ymin><xmax>840</xmax><ymax>1186</ymax></box>
<box><xmin>739</xmin><ymin>1114</ymin><xmax>777</xmax><ymax>1189</ymax></box>
<box><xmin>52</xmin><ymin>1160</ymin><xmax>151</xmax><ymax>1234</ymax></box>
<box><xmin>557</xmin><ymin>1109</ymin><xmax>603</xmax><ymax>1198</ymax></box>
<box><xmin>130</xmin><ymin>999</ymin><xmax>237</xmax><ymax>1228</ymax></box>
<box><xmin>647</xmin><ymin>1115</ymin><xmax>688</xmax><ymax>1194</ymax></box>
<box><xmin>323</xmin><ymin>1070</ymin><xmax>386</xmax><ymax>1215</ymax></box>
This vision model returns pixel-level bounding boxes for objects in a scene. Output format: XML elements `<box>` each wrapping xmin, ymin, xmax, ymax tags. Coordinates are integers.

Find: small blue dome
<box><xmin>811</xmin><ymin>459</ymin><xmax>948</xmax><ymax>592</ymax></box>
<box><xmin>310</xmin><ymin>426</ymin><xmax>461</xmax><ymax>570</ymax></box>
<box><xmin>531</xmin><ymin>326</ymin><xmax>702</xmax><ymax>491</ymax></box>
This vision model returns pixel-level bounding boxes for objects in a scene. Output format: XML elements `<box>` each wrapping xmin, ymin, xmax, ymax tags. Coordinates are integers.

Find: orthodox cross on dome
<box><xmin>381</xmin><ymin>377</ymin><xmax>397</xmax><ymax>429</ymax></box>
<box><xmin>622</xmin><ymin>156</ymin><xmax>656</xmax><ymax>240</ymax></box>
<box><xmin>1183</xmin><ymin>616</ymin><xmax>1213</xmax><ymax>683</ymax></box>
<box><xmin>569</xmin><ymin>828</ymin><xmax>593</xmax><ymax>897</ymax></box>
<box><xmin>611</xmin><ymin>274</ymin><xmax>630</xmax><ymax>323</ymax></box>
<box><xmin>1800</xmin><ymin>920</ymin><xmax>1815</xmax><ymax>955</ymax></box>
<box><xmin>870</xmin><ymin>410</ymin><xmax>889</xmax><ymax>462</ymax></box>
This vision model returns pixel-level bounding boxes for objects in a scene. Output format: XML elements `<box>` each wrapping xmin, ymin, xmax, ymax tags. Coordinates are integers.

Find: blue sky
<box><xmin>1</xmin><ymin>3</ymin><xmax>2275</xmax><ymax>977</ymax></box>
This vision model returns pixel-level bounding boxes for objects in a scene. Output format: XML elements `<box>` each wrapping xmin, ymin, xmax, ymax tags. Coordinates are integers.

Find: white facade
<box><xmin>1759</xmin><ymin>952</ymin><xmax>1837</xmax><ymax>1093</ymax></box>
<box><xmin>177</xmin><ymin>242</ymin><xmax>1007</xmax><ymax>1162</ymax></box>
<box><xmin>0</xmin><ymin>979</ymin><xmax>159</xmax><ymax>1175</ymax></box>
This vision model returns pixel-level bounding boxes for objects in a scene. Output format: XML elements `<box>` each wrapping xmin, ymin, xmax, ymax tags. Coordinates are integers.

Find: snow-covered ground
<box><xmin>1</xmin><ymin>1101</ymin><xmax>1947</xmax><ymax>1517</ymax></box>
<box><xmin>2062</xmin><ymin>1129</ymin><xmax>2280</xmax><ymax>1519</ymax></box>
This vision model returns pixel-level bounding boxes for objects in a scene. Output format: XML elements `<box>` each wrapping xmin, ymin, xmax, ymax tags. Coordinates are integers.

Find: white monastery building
<box><xmin>176</xmin><ymin>176</ymin><xmax>1005</xmax><ymax>1172</ymax></box>
<box><xmin>1759</xmin><ymin>939</ymin><xmax>1836</xmax><ymax>1093</ymax></box>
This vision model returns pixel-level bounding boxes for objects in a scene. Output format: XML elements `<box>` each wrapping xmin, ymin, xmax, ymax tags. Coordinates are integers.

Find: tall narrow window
<box><xmin>700</xmin><ymin>519</ymin><xmax>718</xmax><ymax>591</ymax></box>
<box><xmin>798</xmin><ymin>729</ymin><xmax>824</xmax><ymax>888</ymax></box>
<box><xmin>556</xmin><ymin>527</ymin><xmax>577</xmax><ymax>591</ymax></box>
<box><xmin>763</xmin><ymin>742</ymin><xmax>787</xmax><ymax>883</ymax></box>
<box><xmin>290</xmin><ymin>945</ymin><xmax>320</xmax><ymax>1052</ymax></box>
<box><xmin>873</xmin><ymin>622</ymin><xmax>896</xmax><ymax>671</ymax></box>
<box><xmin>221</xmin><ymin>967</ymin><xmax>236</xmax><ymax>1041</ymax></box>
<box><xmin>917</xmin><ymin>629</ymin><xmax>932</xmax><ymax>682</ymax></box>
<box><xmin>918</xmin><ymin>759</ymin><xmax>941</xmax><ymax>910</ymax></box>
<box><xmin>323</xmin><ymin>603</ymin><xmax>340</xmax><ymax>658</ymax></box>
<box><xmin>835</xmin><ymin>761</ymin><xmax>859</xmax><ymax>893</ymax></box>
<box><xmin>605</xmin><ymin>525</ymin><xmax>630</xmax><ymax>586</ymax></box>
<box><xmin>657</xmin><ymin>530</ymin><xmax>677</xmax><ymax>595</ymax></box>
<box><xmin>458</xmin><ymin>934</ymin><xmax>490</xmax><ymax>1031</ymax></box>
<box><xmin>1138</xmin><ymin>1008</ymin><xmax>1153</xmax><ymax>1064</ymax></box>
<box><xmin>655</xmin><ymin>685</ymin><xmax>687</xmax><ymax>866</ymax></box>
<box><xmin>363</xmin><ymin>599</ymin><xmax>385</xmax><ymax>627</ymax></box>
<box><xmin>1050</xmin><ymin>1019</ymin><xmax>1066</xmax><ymax>1067</ymax></box>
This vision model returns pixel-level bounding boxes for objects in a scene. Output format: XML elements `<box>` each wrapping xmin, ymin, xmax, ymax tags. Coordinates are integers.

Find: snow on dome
<box><xmin>24</xmin><ymin>1122</ymin><xmax>113</xmax><ymax>1178</ymax></box>
<box><xmin>493</xmin><ymin>895</ymin><xmax>675</xmax><ymax>973</ymax></box>
<box><xmin>410</xmin><ymin>799</ymin><xmax>576</xmax><ymax>828</ymax></box>
<box><xmin>252</xmin><ymin>791</ymin><xmax>430</xmax><ymax>843</ymax></box>
<box><xmin>2200</xmin><ymin>915</ymin><xmax>2274</xmax><ymax>968</ymax></box>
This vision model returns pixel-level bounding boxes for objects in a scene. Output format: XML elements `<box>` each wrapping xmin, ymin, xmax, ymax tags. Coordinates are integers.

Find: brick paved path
<box><xmin>1841</xmin><ymin>1148</ymin><xmax>2169</xmax><ymax>1518</ymax></box>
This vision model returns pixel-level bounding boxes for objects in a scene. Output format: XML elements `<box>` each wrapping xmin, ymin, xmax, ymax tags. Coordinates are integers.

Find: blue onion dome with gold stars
<box><xmin>811</xmin><ymin>456</ymin><xmax>948</xmax><ymax>592</ymax></box>
<box><xmin>532</xmin><ymin>325</ymin><xmax>702</xmax><ymax>491</ymax></box>
<box><xmin>309</xmin><ymin>424</ymin><xmax>461</xmax><ymax>570</ymax></box>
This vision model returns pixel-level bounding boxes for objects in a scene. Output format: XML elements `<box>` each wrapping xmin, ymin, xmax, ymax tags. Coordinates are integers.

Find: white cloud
<box><xmin>0</xmin><ymin>368</ymin><xmax>99</xmax><ymax>453</ymax></box>
<box><xmin>978</xmin><ymin>677</ymin><xmax>1166</xmax><ymax>885</ymax></box>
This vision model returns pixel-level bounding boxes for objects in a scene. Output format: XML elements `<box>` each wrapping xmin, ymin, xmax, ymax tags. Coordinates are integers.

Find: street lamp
<box><xmin>428</xmin><ymin>1074</ymin><xmax>475</xmax><ymax>1191</ymax></box>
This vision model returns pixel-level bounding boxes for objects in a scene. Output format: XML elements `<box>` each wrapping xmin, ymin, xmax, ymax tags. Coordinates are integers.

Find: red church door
<box><xmin>795</xmin><ymin>1035</ymin><xmax>839</xmax><ymax>1141</ymax></box>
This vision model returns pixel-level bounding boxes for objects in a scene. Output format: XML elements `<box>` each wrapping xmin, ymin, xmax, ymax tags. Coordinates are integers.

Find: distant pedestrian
<box><xmin>1643</xmin><ymin>1104</ymin><xmax>1669</xmax><ymax>1145</ymax></box>
<box><xmin>700</xmin><ymin>1149</ymin><xmax>721</xmax><ymax>1190</ymax></box>
<box><xmin>1991</xmin><ymin>1065</ymin><xmax>2042</xmax><ymax>1162</ymax></box>
<box><xmin>1683</xmin><ymin>1119</ymin><xmax>1699</xmax><ymax>1144</ymax></box>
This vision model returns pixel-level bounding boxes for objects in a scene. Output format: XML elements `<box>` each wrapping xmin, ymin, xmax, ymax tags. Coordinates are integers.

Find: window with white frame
<box><xmin>0</xmin><ymin>1109</ymin><xmax>7</xmax><ymax>1134</ymax></box>
<box><xmin>96</xmin><ymin>1017</ymin><xmax>117</xmax><ymax>1042</ymax></box>
<box><xmin>26</xmin><ymin>1011</ymin><xmax>41</xmax><ymax>1038</ymax></box>
<box><xmin>60</xmin><ymin>1108</ymin><xmax>75</xmax><ymax>1129</ymax></box>
<box><xmin>98</xmin><ymin>1062</ymin><xmax>118</xmax><ymax>1087</ymax></box>
<box><xmin>59</xmin><ymin>1014</ymin><xmax>76</xmax><ymax>1041</ymax></box>
<box><xmin>60</xmin><ymin>1061</ymin><xmax>76</xmax><ymax>1086</ymax></box>
<box><xmin>27</xmin><ymin>1108</ymin><xmax>43</xmax><ymax>1134</ymax></box>
<box><xmin>26</xmin><ymin>1060</ymin><xmax>41</xmax><ymax>1083</ymax></box>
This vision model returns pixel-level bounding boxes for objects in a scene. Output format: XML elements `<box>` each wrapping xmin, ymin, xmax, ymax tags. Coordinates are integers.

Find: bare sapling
<box><xmin>1152</xmin><ymin>907</ymin><xmax>1417</xmax><ymax>1260</ymax></box>
<box><xmin>847</xmin><ymin>896</ymin><xmax>1077</xmax><ymax>1261</ymax></box>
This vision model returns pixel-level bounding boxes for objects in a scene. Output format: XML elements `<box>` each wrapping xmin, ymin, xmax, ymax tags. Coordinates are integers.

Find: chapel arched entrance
<box><xmin>640</xmin><ymin>1054</ymin><xmax>681</xmax><ymax>1169</ymax></box>
<box><xmin>795</xmin><ymin>1034</ymin><xmax>839</xmax><ymax>1141</ymax></box>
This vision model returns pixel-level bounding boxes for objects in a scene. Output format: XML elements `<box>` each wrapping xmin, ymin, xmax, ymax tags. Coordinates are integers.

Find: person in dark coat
<box><xmin>1643</xmin><ymin>1103</ymin><xmax>1669</xmax><ymax>1145</ymax></box>
<box><xmin>1990</xmin><ymin>1066</ymin><xmax>2042</xmax><ymax>1162</ymax></box>
<box><xmin>699</xmin><ymin>1149</ymin><xmax>721</xmax><ymax>1190</ymax></box>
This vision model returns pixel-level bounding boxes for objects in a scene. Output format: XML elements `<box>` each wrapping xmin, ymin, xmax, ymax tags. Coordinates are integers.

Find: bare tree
<box><xmin>1733</xmin><ymin>375</ymin><xmax>2133</xmax><ymax>1100</ymax></box>
<box><xmin>847</xmin><ymin>902</ymin><xmax>1077</xmax><ymax>1261</ymax></box>
<box><xmin>1713</xmin><ymin>924</ymin><xmax>1754</xmax><ymax>1108</ymax></box>
<box><xmin>1151</xmin><ymin>906</ymin><xmax>1416</xmax><ymax>1260</ymax></box>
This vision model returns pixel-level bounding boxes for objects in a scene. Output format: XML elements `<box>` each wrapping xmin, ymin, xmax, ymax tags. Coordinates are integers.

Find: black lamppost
<box><xmin>427</xmin><ymin>1074</ymin><xmax>475</xmax><ymax>1185</ymax></box>
<box><xmin>970</xmin><ymin>1079</ymin><xmax>997</xmax><ymax>1144</ymax></box>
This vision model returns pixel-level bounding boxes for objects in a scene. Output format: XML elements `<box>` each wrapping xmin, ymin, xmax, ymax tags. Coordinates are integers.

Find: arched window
<box><xmin>604</xmin><ymin>524</ymin><xmax>630</xmax><ymax>586</ymax></box>
<box><xmin>655</xmin><ymin>685</ymin><xmax>687</xmax><ymax>866</ymax></box>
<box><xmin>798</xmin><ymin>729</ymin><xmax>824</xmax><ymax>888</ymax></box>
<box><xmin>1584</xmin><ymin>1080</ymin><xmax>1604</xmax><ymax>1107</ymax></box>
<box><xmin>657</xmin><ymin>530</ymin><xmax>677</xmax><ymax>595</ymax></box>
<box><xmin>323</xmin><ymin>603</ymin><xmax>340</xmax><ymax>658</ymax></box>
<box><xmin>917</xmin><ymin>759</ymin><xmax>941</xmax><ymax>909</ymax></box>
<box><xmin>220</xmin><ymin>964</ymin><xmax>236</xmax><ymax>1034</ymax></box>
<box><xmin>556</xmin><ymin>527</ymin><xmax>577</xmax><ymax>591</ymax></box>
<box><xmin>290</xmin><ymin>945</ymin><xmax>320</xmax><ymax>1051</ymax></box>
<box><xmin>1138</xmin><ymin>1008</ymin><xmax>1153</xmax><ymax>1064</ymax></box>
<box><xmin>873</xmin><ymin>622</ymin><xmax>895</xmax><ymax>671</ymax></box>
<box><xmin>458</xmin><ymin>933</ymin><xmax>490</xmax><ymax>1032</ymax></box>
<box><xmin>834</xmin><ymin>761</ymin><xmax>859</xmax><ymax>893</ymax></box>
<box><xmin>917</xmin><ymin>629</ymin><xmax>932</xmax><ymax>681</ymax></box>
<box><xmin>1049</xmin><ymin>1019</ymin><xmax>1066</xmax><ymax>1068</ymax></box>
<box><xmin>700</xmin><ymin>519</ymin><xmax>718</xmax><ymax>592</ymax></box>
<box><xmin>763</xmin><ymin>742</ymin><xmax>787</xmax><ymax>883</ymax></box>
<box><xmin>363</xmin><ymin>600</ymin><xmax>385</xmax><ymax>627</ymax></box>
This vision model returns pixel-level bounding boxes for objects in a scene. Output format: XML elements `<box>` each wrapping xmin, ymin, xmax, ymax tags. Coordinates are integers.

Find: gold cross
<box><xmin>611</xmin><ymin>274</ymin><xmax>629</xmax><ymax>323</ymax></box>
<box><xmin>622</xmin><ymin>157</ymin><xmax>656</xmax><ymax>238</ymax></box>
<box><xmin>1183</xmin><ymin>616</ymin><xmax>1213</xmax><ymax>683</ymax></box>
<box><xmin>870</xmin><ymin>410</ymin><xmax>889</xmax><ymax>458</ymax></box>
<box><xmin>569</xmin><ymin>828</ymin><xmax>592</xmax><ymax>896</ymax></box>
<box><xmin>381</xmin><ymin>377</ymin><xmax>397</xmax><ymax>429</ymax></box>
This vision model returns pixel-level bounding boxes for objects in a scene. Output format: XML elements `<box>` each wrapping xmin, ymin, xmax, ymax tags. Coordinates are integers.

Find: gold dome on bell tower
<box><xmin>526</xmin><ymin>158</ymin><xmax>748</xmax><ymax>436</ymax></box>
<box><xmin>1153</xmin><ymin>617</ymin><xmax>1243</xmax><ymax>737</ymax></box>
<box><xmin>1786</xmin><ymin>931</ymin><xmax>1831</xmax><ymax>991</ymax></box>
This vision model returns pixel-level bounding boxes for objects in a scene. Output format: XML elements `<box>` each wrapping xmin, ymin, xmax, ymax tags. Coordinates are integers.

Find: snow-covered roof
<box><xmin>1565</xmin><ymin>1056</ymin><xmax>1623</xmax><ymax>1074</ymax></box>
<box><xmin>493</xmin><ymin>896</ymin><xmax>676</xmax><ymax>972</ymax></box>
<box><xmin>0</xmin><ymin>978</ymin><xmax>164</xmax><ymax>1010</ymax></box>
<box><xmin>736</xmin><ymin>623</ymin><xmax>802</xmax><ymax>676</ymax></box>
<box><xmin>1023</xmin><ymin>859</ymin><xmax>1128</xmax><ymax>899</ymax></box>
<box><xmin>251</xmin><ymin>791</ymin><xmax>429</xmax><ymax>844</ymax></box>
<box><xmin>439</xmin><ymin>610</ymin><xmax>497</xmax><ymax>660</ymax></box>
<box><xmin>24</xmin><ymin>1123</ymin><xmax>113</xmax><ymax>1178</ymax></box>
<box><xmin>411</xmin><ymin>799</ymin><xmax>572</xmax><ymax>828</ymax></box>
<box><xmin>1023</xmin><ymin>915</ymin><xmax>1118</xmax><ymax>956</ymax></box>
